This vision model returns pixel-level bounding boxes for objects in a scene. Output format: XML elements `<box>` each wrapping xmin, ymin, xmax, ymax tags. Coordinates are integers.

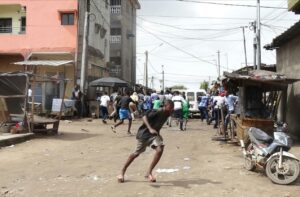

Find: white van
<box><xmin>185</xmin><ymin>89</ymin><xmax>207</xmax><ymax>116</ymax></box>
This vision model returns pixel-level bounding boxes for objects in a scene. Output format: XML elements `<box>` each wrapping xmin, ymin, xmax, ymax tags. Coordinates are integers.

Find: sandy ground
<box><xmin>0</xmin><ymin>118</ymin><xmax>300</xmax><ymax>197</ymax></box>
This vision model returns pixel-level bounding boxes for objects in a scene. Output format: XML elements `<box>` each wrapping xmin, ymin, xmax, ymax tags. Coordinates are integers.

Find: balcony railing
<box><xmin>111</xmin><ymin>5</ymin><xmax>121</xmax><ymax>15</ymax></box>
<box><xmin>0</xmin><ymin>26</ymin><xmax>26</xmax><ymax>34</ymax></box>
<box><xmin>110</xmin><ymin>35</ymin><xmax>121</xmax><ymax>44</ymax></box>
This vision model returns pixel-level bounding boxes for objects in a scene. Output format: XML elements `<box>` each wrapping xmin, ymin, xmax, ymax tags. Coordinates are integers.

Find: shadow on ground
<box><xmin>34</xmin><ymin>132</ymin><xmax>102</xmax><ymax>141</ymax></box>
<box><xmin>128</xmin><ymin>178</ymin><xmax>221</xmax><ymax>189</ymax></box>
<box><xmin>150</xmin><ymin>178</ymin><xmax>222</xmax><ymax>189</ymax></box>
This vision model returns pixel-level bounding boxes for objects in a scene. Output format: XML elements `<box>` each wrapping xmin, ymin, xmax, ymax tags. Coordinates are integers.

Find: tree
<box><xmin>200</xmin><ymin>81</ymin><xmax>209</xmax><ymax>91</ymax></box>
<box><xmin>169</xmin><ymin>85</ymin><xmax>187</xmax><ymax>90</ymax></box>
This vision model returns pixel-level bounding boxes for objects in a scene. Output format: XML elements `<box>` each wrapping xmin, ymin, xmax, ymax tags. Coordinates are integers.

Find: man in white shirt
<box><xmin>211</xmin><ymin>93</ymin><xmax>225</xmax><ymax>129</ymax></box>
<box><xmin>98</xmin><ymin>91</ymin><xmax>111</xmax><ymax>124</ymax></box>
<box><xmin>171</xmin><ymin>91</ymin><xmax>185</xmax><ymax>131</ymax></box>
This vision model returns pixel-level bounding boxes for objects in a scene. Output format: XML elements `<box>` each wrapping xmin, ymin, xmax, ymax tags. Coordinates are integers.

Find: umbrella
<box><xmin>89</xmin><ymin>77</ymin><xmax>129</xmax><ymax>87</ymax></box>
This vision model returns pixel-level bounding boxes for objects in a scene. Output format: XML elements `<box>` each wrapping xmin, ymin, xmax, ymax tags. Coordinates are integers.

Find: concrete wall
<box><xmin>109</xmin><ymin>0</ymin><xmax>137</xmax><ymax>85</ymax></box>
<box><xmin>77</xmin><ymin>0</ymin><xmax>110</xmax><ymax>90</ymax></box>
<box><xmin>0</xmin><ymin>0</ymin><xmax>78</xmax><ymax>57</ymax></box>
<box><xmin>277</xmin><ymin>35</ymin><xmax>300</xmax><ymax>138</ymax></box>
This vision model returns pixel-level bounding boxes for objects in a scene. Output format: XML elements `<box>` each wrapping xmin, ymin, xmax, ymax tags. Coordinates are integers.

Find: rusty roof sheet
<box><xmin>223</xmin><ymin>70</ymin><xmax>299</xmax><ymax>85</ymax></box>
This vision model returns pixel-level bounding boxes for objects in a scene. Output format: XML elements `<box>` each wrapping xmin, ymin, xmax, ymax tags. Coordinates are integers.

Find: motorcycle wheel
<box><xmin>266</xmin><ymin>156</ymin><xmax>300</xmax><ymax>185</ymax></box>
<box><xmin>244</xmin><ymin>144</ymin><xmax>255</xmax><ymax>171</ymax></box>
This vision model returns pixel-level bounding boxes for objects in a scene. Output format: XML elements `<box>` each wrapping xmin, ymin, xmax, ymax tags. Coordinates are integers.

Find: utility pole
<box><xmin>144</xmin><ymin>51</ymin><xmax>148</xmax><ymax>87</ymax></box>
<box><xmin>242</xmin><ymin>26</ymin><xmax>248</xmax><ymax>67</ymax></box>
<box><xmin>256</xmin><ymin>0</ymin><xmax>261</xmax><ymax>70</ymax></box>
<box><xmin>80</xmin><ymin>11</ymin><xmax>89</xmax><ymax>93</ymax></box>
<box><xmin>251</xmin><ymin>21</ymin><xmax>257</xmax><ymax>69</ymax></box>
<box><xmin>217</xmin><ymin>51</ymin><xmax>220</xmax><ymax>79</ymax></box>
<box><xmin>162</xmin><ymin>65</ymin><xmax>164</xmax><ymax>92</ymax></box>
<box><xmin>151</xmin><ymin>76</ymin><xmax>154</xmax><ymax>89</ymax></box>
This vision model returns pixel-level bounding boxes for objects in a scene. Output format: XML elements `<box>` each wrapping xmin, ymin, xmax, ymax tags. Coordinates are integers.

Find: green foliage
<box><xmin>169</xmin><ymin>85</ymin><xmax>187</xmax><ymax>90</ymax></box>
<box><xmin>200</xmin><ymin>81</ymin><xmax>209</xmax><ymax>91</ymax></box>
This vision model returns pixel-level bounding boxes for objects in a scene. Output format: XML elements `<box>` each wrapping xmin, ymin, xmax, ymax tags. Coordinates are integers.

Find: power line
<box><xmin>137</xmin><ymin>15</ymin><xmax>297</xmax><ymax>22</ymax></box>
<box><xmin>138</xmin><ymin>24</ymin><xmax>233</xmax><ymax>71</ymax></box>
<box><xmin>138</xmin><ymin>16</ymin><xmax>244</xmax><ymax>31</ymax></box>
<box><xmin>177</xmin><ymin>0</ymin><xmax>287</xmax><ymax>9</ymax></box>
<box><xmin>137</xmin><ymin>23</ymin><xmax>242</xmax><ymax>41</ymax></box>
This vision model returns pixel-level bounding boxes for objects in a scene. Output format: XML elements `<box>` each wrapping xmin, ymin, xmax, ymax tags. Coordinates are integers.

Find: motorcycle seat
<box><xmin>249</xmin><ymin>127</ymin><xmax>273</xmax><ymax>143</ymax></box>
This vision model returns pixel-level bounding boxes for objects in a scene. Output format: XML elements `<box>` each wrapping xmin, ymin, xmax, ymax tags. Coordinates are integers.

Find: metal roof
<box><xmin>14</xmin><ymin>60</ymin><xmax>73</xmax><ymax>66</ymax></box>
<box><xmin>266</xmin><ymin>20</ymin><xmax>300</xmax><ymax>49</ymax></box>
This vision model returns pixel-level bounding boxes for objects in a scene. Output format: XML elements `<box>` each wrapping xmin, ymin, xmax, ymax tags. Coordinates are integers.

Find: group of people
<box><xmin>95</xmin><ymin>88</ymin><xmax>191</xmax><ymax>134</ymax></box>
<box><xmin>198</xmin><ymin>82</ymin><xmax>239</xmax><ymax>132</ymax></box>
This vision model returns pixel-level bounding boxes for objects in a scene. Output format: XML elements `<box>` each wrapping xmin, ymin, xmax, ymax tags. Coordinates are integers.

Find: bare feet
<box><xmin>117</xmin><ymin>175</ymin><xmax>124</xmax><ymax>183</ymax></box>
<box><xmin>145</xmin><ymin>174</ymin><xmax>156</xmax><ymax>182</ymax></box>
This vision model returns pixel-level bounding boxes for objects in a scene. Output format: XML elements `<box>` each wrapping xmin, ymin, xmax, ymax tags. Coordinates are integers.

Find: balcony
<box><xmin>0</xmin><ymin>5</ymin><xmax>26</xmax><ymax>35</ymax></box>
<box><xmin>288</xmin><ymin>0</ymin><xmax>300</xmax><ymax>13</ymax></box>
<box><xmin>111</xmin><ymin>5</ymin><xmax>121</xmax><ymax>15</ymax></box>
<box><xmin>110</xmin><ymin>35</ymin><xmax>121</xmax><ymax>44</ymax></box>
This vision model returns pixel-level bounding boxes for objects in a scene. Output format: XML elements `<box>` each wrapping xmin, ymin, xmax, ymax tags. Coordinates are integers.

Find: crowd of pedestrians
<box><xmin>94</xmin><ymin>88</ymin><xmax>190</xmax><ymax>134</ymax></box>
<box><xmin>197</xmin><ymin>82</ymin><xmax>238</xmax><ymax>132</ymax></box>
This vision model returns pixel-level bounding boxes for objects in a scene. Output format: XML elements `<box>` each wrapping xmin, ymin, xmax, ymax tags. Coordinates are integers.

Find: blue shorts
<box><xmin>119</xmin><ymin>108</ymin><xmax>132</xmax><ymax>120</ymax></box>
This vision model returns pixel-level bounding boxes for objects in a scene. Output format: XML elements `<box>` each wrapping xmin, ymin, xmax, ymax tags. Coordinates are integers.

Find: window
<box><xmin>110</xmin><ymin>28</ymin><xmax>121</xmax><ymax>35</ymax></box>
<box><xmin>0</xmin><ymin>18</ymin><xmax>12</xmax><ymax>33</ymax></box>
<box><xmin>61</xmin><ymin>13</ymin><xmax>74</xmax><ymax>25</ymax></box>
<box><xmin>20</xmin><ymin>17</ymin><xmax>26</xmax><ymax>33</ymax></box>
<box><xmin>110</xmin><ymin>0</ymin><xmax>121</xmax><ymax>6</ymax></box>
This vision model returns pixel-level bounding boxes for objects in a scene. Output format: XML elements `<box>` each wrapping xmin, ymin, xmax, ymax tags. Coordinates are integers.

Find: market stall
<box><xmin>223</xmin><ymin>70</ymin><xmax>298</xmax><ymax>143</ymax></box>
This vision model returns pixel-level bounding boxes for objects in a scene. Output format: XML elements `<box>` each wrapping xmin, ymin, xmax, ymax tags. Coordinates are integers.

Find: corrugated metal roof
<box><xmin>14</xmin><ymin>60</ymin><xmax>73</xmax><ymax>66</ymax></box>
<box><xmin>268</xmin><ymin>20</ymin><xmax>300</xmax><ymax>49</ymax></box>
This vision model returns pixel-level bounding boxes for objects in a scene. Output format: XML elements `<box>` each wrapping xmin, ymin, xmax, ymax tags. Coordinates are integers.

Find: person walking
<box><xmin>117</xmin><ymin>100</ymin><xmax>174</xmax><ymax>183</ymax></box>
<box><xmin>98</xmin><ymin>91</ymin><xmax>110</xmax><ymax>124</ymax></box>
<box><xmin>224</xmin><ymin>91</ymin><xmax>238</xmax><ymax>131</ymax></box>
<box><xmin>182</xmin><ymin>98</ymin><xmax>190</xmax><ymax>130</ymax></box>
<box><xmin>109</xmin><ymin>91</ymin><xmax>122</xmax><ymax>123</ymax></box>
<box><xmin>111</xmin><ymin>90</ymin><xmax>134</xmax><ymax>134</ymax></box>
<box><xmin>198</xmin><ymin>94</ymin><xmax>210</xmax><ymax>123</ymax></box>
<box><xmin>171</xmin><ymin>91</ymin><xmax>185</xmax><ymax>131</ymax></box>
<box><xmin>71</xmin><ymin>84</ymin><xmax>82</xmax><ymax>118</ymax></box>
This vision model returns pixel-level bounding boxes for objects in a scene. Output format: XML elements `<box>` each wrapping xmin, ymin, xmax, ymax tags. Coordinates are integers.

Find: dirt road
<box><xmin>0</xmin><ymin>119</ymin><xmax>299</xmax><ymax>197</ymax></box>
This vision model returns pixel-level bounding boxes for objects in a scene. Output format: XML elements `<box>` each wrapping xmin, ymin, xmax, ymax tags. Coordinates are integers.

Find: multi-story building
<box><xmin>0</xmin><ymin>0</ymin><xmax>110</xmax><ymax>111</ymax></box>
<box><xmin>109</xmin><ymin>0</ymin><xmax>140</xmax><ymax>85</ymax></box>
<box><xmin>77</xmin><ymin>0</ymin><xmax>110</xmax><ymax>91</ymax></box>
<box><xmin>288</xmin><ymin>0</ymin><xmax>300</xmax><ymax>13</ymax></box>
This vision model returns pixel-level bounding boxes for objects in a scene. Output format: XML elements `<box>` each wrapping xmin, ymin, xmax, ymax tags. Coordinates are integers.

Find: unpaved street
<box><xmin>0</xmin><ymin>119</ymin><xmax>300</xmax><ymax>197</ymax></box>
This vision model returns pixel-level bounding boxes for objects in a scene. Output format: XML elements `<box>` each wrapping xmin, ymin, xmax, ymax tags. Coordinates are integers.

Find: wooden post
<box><xmin>56</xmin><ymin>65</ymin><xmax>68</xmax><ymax>133</ymax></box>
<box><xmin>31</xmin><ymin>66</ymin><xmax>37</xmax><ymax>127</ymax></box>
<box><xmin>24</xmin><ymin>74</ymin><xmax>32</xmax><ymax>133</ymax></box>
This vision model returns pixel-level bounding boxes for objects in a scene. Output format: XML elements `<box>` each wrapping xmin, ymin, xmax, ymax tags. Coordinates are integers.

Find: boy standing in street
<box><xmin>117</xmin><ymin>100</ymin><xmax>174</xmax><ymax>183</ymax></box>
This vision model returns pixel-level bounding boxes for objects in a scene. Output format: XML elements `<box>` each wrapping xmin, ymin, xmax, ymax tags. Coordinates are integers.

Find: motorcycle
<box><xmin>240</xmin><ymin>122</ymin><xmax>300</xmax><ymax>185</ymax></box>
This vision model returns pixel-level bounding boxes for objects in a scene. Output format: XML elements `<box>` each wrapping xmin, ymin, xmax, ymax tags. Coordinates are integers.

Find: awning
<box><xmin>14</xmin><ymin>60</ymin><xmax>73</xmax><ymax>66</ymax></box>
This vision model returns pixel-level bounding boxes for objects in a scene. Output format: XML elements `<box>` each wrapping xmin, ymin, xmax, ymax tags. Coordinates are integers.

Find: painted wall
<box><xmin>0</xmin><ymin>0</ymin><xmax>78</xmax><ymax>57</ymax></box>
<box><xmin>277</xmin><ymin>35</ymin><xmax>300</xmax><ymax>139</ymax></box>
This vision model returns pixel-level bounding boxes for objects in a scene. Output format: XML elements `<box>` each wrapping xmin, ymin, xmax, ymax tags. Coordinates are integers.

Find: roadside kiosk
<box><xmin>223</xmin><ymin>70</ymin><xmax>298</xmax><ymax>144</ymax></box>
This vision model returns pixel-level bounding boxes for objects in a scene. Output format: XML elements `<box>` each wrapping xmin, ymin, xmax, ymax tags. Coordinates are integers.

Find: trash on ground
<box><xmin>183</xmin><ymin>157</ymin><xmax>190</xmax><ymax>161</ymax></box>
<box><xmin>81</xmin><ymin>129</ymin><xmax>89</xmax><ymax>132</ymax></box>
<box><xmin>183</xmin><ymin>166</ymin><xmax>191</xmax><ymax>170</ymax></box>
<box><xmin>156</xmin><ymin>168</ymin><xmax>179</xmax><ymax>173</ymax></box>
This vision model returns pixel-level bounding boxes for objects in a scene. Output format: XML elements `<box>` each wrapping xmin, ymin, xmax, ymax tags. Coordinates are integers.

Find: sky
<box><xmin>135</xmin><ymin>0</ymin><xmax>300</xmax><ymax>90</ymax></box>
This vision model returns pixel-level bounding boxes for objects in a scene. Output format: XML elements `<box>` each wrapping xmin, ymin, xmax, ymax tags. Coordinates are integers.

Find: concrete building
<box><xmin>289</xmin><ymin>0</ymin><xmax>300</xmax><ymax>13</ymax></box>
<box><xmin>0</xmin><ymin>0</ymin><xmax>110</xmax><ymax>111</ymax></box>
<box><xmin>0</xmin><ymin>0</ymin><xmax>78</xmax><ymax>111</ymax></box>
<box><xmin>77</xmin><ymin>0</ymin><xmax>110</xmax><ymax>93</ymax></box>
<box><xmin>266</xmin><ymin>20</ymin><xmax>300</xmax><ymax>139</ymax></box>
<box><xmin>109</xmin><ymin>0</ymin><xmax>140</xmax><ymax>85</ymax></box>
